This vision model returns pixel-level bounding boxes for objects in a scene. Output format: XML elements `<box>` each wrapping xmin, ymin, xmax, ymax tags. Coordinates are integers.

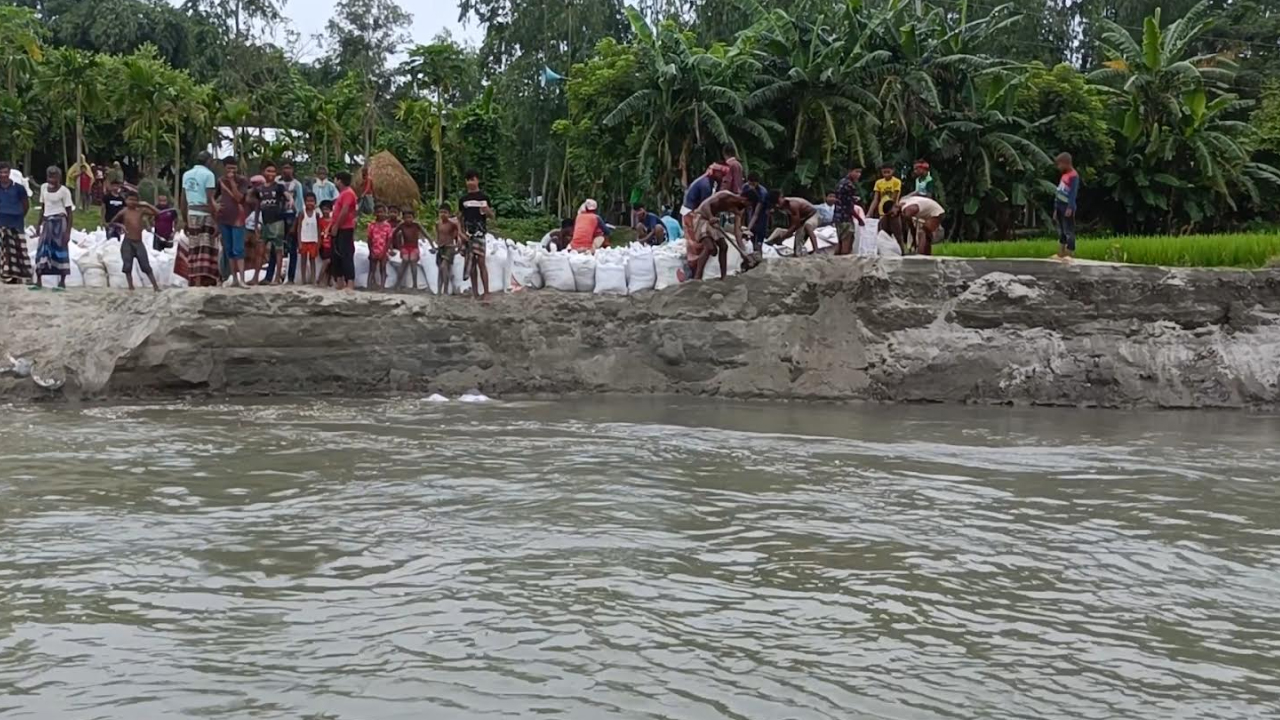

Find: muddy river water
<box><xmin>1</xmin><ymin>398</ymin><xmax>1277</xmax><ymax>718</ymax></box>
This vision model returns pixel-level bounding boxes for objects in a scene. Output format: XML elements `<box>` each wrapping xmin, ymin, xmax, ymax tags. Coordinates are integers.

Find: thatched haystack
<box><xmin>356</xmin><ymin>151</ymin><xmax>420</xmax><ymax>210</ymax></box>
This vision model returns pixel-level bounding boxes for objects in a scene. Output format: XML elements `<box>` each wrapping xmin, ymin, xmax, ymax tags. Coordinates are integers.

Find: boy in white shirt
<box><xmin>35</xmin><ymin>166</ymin><xmax>75</xmax><ymax>290</ymax></box>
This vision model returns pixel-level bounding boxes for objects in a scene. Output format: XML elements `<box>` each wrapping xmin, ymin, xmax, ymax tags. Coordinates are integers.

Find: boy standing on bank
<box><xmin>108</xmin><ymin>192</ymin><xmax>162</xmax><ymax>292</ymax></box>
<box><xmin>459</xmin><ymin>169</ymin><xmax>495</xmax><ymax>300</ymax></box>
<box><xmin>1054</xmin><ymin>152</ymin><xmax>1080</xmax><ymax>262</ymax></box>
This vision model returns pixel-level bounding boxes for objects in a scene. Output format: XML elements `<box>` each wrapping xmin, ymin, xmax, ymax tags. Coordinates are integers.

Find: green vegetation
<box><xmin>1</xmin><ymin>0</ymin><xmax>1279</xmax><ymax>241</ymax></box>
<box><xmin>935</xmin><ymin>233</ymin><xmax>1280</xmax><ymax>268</ymax></box>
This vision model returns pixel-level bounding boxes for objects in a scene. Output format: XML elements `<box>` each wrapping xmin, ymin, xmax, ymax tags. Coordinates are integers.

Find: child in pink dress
<box><xmin>366</xmin><ymin>204</ymin><xmax>394</xmax><ymax>291</ymax></box>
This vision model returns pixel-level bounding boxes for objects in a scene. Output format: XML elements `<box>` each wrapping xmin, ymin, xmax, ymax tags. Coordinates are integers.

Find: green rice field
<box><xmin>934</xmin><ymin>233</ymin><xmax>1280</xmax><ymax>269</ymax></box>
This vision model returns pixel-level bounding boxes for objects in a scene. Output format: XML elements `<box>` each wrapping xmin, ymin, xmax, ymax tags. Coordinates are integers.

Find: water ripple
<box><xmin>1</xmin><ymin>398</ymin><xmax>1278</xmax><ymax>719</ymax></box>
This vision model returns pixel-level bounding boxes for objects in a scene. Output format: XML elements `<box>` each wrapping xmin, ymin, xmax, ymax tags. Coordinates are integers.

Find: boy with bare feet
<box><xmin>772</xmin><ymin>196</ymin><xmax>820</xmax><ymax>256</ymax></box>
<box><xmin>693</xmin><ymin>190</ymin><xmax>756</xmax><ymax>279</ymax></box>
<box><xmin>393</xmin><ymin>207</ymin><xmax>428</xmax><ymax>291</ymax></box>
<box><xmin>459</xmin><ymin>169</ymin><xmax>495</xmax><ymax>299</ymax></box>
<box><xmin>109</xmin><ymin>192</ymin><xmax>161</xmax><ymax>292</ymax></box>
<box><xmin>431</xmin><ymin>203</ymin><xmax>460</xmax><ymax>294</ymax></box>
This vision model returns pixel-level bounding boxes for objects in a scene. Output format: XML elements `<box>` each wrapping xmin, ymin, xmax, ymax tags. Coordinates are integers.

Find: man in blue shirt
<box><xmin>0</xmin><ymin>161</ymin><xmax>32</xmax><ymax>284</ymax></box>
<box><xmin>632</xmin><ymin>203</ymin><xmax>663</xmax><ymax>245</ymax></box>
<box><xmin>311</xmin><ymin>166</ymin><xmax>339</xmax><ymax>204</ymax></box>
<box><xmin>680</xmin><ymin>165</ymin><xmax>722</xmax><ymax>241</ymax></box>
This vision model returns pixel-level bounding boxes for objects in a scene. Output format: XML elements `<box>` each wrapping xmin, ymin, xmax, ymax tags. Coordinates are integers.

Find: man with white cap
<box><xmin>569</xmin><ymin>199</ymin><xmax>608</xmax><ymax>252</ymax></box>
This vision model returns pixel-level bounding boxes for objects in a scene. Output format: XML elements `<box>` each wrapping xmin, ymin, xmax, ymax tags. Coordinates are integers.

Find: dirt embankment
<box><xmin>3</xmin><ymin>257</ymin><xmax>1279</xmax><ymax>408</ymax></box>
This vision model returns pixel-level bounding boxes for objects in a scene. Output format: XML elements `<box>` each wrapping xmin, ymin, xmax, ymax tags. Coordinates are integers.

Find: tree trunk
<box><xmin>173</xmin><ymin>124</ymin><xmax>182</xmax><ymax>201</ymax></box>
<box><xmin>434</xmin><ymin>103</ymin><xmax>444</xmax><ymax>205</ymax></box>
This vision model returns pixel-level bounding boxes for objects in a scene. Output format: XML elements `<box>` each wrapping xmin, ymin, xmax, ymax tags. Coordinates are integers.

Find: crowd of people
<box><xmin>543</xmin><ymin>146</ymin><xmax>959</xmax><ymax>281</ymax></box>
<box><xmin>0</xmin><ymin>145</ymin><xmax>1083</xmax><ymax>293</ymax></box>
<box><xmin>0</xmin><ymin>153</ymin><xmax>501</xmax><ymax>298</ymax></box>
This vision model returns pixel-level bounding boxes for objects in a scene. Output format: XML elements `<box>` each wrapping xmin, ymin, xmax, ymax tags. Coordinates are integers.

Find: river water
<box><xmin>1</xmin><ymin>397</ymin><xmax>1278</xmax><ymax>719</ymax></box>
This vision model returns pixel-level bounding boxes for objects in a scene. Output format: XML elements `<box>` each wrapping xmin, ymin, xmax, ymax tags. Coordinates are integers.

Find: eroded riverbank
<box><xmin>2</xmin><ymin>256</ymin><xmax>1280</xmax><ymax>407</ymax></box>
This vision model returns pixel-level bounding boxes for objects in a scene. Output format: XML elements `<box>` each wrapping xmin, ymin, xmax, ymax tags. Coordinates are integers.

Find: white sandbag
<box><xmin>626</xmin><ymin>244</ymin><xmax>656</xmax><ymax>294</ymax></box>
<box><xmin>510</xmin><ymin>243</ymin><xmax>543</xmax><ymax>290</ymax></box>
<box><xmin>569</xmin><ymin>252</ymin><xmax>596</xmax><ymax>292</ymax></box>
<box><xmin>538</xmin><ymin>250</ymin><xmax>575</xmax><ymax>292</ymax></box>
<box><xmin>483</xmin><ymin>236</ymin><xmax>511</xmax><ymax>293</ymax></box>
<box><xmin>450</xmin><ymin>252</ymin><xmax>472</xmax><ymax>295</ymax></box>
<box><xmin>593</xmin><ymin>249</ymin><xmax>628</xmax><ymax>295</ymax></box>
<box><xmin>856</xmin><ymin>218</ymin><xmax>880</xmax><ymax>256</ymax></box>
<box><xmin>812</xmin><ymin>225</ymin><xmax>839</xmax><ymax>253</ymax></box>
<box><xmin>82</xmin><ymin>267</ymin><xmax>108</xmax><ymax>288</ymax></box>
<box><xmin>653</xmin><ymin>242</ymin><xmax>687</xmax><ymax>291</ymax></box>
<box><xmin>103</xmin><ymin>241</ymin><xmax>128</xmax><ymax>288</ymax></box>
<box><xmin>761</xmin><ymin>244</ymin><xmax>782</xmax><ymax>261</ymax></box>
<box><xmin>419</xmin><ymin>245</ymin><xmax>442</xmax><ymax>295</ymax></box>
<box><xmin>353</xmin><ymin>241</ymin><xmax>371</xmax><ymax>289</ymax></box>
<box><xmin>384</xmin><ymin>249</ymin><xmax>403</xmax><ymax>289</ymax></box>
<box><xmin>877</xmin><ymin>230</ymin><xmax>903</xmax><ymax>257</ymax></box>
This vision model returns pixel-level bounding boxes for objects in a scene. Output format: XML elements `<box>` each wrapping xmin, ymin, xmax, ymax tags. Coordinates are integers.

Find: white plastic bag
<box><xmin>569</xmin><ymin>252</ymin><xmax>596</xmax><ymax>292</ymax></box>
<box><xmin>593</xmin><ymin>249</ymin><xmax>628</xmax><ymax>295</ymax></box>
<box><xmin>538</xmin><ymin>250</ymin><xmax>575</xmax><ymax>292</ymax></box>
<box><xmin>353</xmin><ymin>241</ymin><xmax>371</xmax><ymax>289</ymax></box>
<box><xmin>626</xmin><ymin>244</ymin><xmax>656</xmax><ymax>294</ymax></box>
<box><xmin>103</xmin><ymin>241</ymin><xmax>129</xmax><ymax>288</ymax></box>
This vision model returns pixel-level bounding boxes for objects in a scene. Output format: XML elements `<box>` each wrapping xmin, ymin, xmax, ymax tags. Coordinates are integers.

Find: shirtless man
<box><xmin>393</xmin><ymin>207</ymin><xmax>430</xmax><ymax>291</ymax></box>
<box><xmin>431</xmin><ymin>203</ymin><xmax>461</xmax><ymax>294</ymax></box>
<box><xmin>108</xmin><ymin>192</ymin><xmax>161</xmax><ymax>292</ymax></box>
<box><xmin>693</xmin><ymin>190</ymin><xmax>756</xmax><ymax>280</ymax></box>
<box><xmin>772</xmin><ymin>196</ymin><xmax>820</xmax><ymax>256</ymax></box>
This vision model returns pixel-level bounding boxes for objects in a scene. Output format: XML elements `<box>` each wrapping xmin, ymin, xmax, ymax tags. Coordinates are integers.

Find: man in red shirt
<box><xmin>328</xmin><ymin>171</ymin><xmax>359</xmax><ymax>291</ymax></box>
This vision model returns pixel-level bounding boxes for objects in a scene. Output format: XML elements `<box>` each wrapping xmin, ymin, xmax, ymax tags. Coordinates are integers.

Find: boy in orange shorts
<box><xmin>393</xmin><ymin>206</ymin><xmax>427</xmax><ymax>291</ymax></box>
<box><xmin>294</xmin><ymin>191</ymin><xmax>321</xmax><ymax>284</ymax></box>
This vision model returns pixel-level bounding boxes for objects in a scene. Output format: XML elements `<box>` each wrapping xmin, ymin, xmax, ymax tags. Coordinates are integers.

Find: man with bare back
<box><xmin>692</xmin><ymin>190</ymin><xmax>757</xmax><ymax>280</ymax></box>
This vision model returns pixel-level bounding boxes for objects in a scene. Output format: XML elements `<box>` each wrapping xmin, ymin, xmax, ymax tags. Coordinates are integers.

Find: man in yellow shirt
<box><xmin>869</xmin><ymin>164</ymin><xmax>901</xmax><ymax>218</ymax></box>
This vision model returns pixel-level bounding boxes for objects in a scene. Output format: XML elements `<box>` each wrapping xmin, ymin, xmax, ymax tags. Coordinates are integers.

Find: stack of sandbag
<box><xmin>626</xmin><ymin>244</ymin><xmax>657</xmax><ymax>294</ymax></box>
<box><xmin>538</xmin><ymin>249</ymin><xmax>575</xmax><ymax>292</ymax></box>
<box><xmin>593</xmin><ymin>247</ymin><xmax>629</xmax><ymax>295</ymax></box>
<box><xmin>653</xmin><ymin>240</ymin><xmax>687</xmax><ymax>290</ymax></box>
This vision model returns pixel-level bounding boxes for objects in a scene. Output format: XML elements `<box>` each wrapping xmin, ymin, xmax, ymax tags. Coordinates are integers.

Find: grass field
<box><xmin>934</xmin><ymin>233</ymin><xmax>1280</xmax><ymax>269</ymax></box>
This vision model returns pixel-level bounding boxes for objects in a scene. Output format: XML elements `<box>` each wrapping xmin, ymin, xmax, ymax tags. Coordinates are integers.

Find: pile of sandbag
<box><xmin>27</xmin><ymin>227</ymin><xmax>182</xmax><ymax>289</ymax></box>
<box><xmin>354</xmin><ymin>234</ymin><xmax>513</xmax><ymax>295</ymax></box>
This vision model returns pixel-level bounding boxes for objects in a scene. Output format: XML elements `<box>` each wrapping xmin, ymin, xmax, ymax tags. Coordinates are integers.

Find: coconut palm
<box><xmin>401</xmin><ymin>43</ymin><xmax>470</xmax><ymax>204</ymax></box>
<box><xmin>395</xmin><ymin>98</ymin><xmax>439</xmax><ymax>198</ymax></box>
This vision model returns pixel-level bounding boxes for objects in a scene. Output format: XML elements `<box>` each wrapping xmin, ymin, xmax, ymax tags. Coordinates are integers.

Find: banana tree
<box><xmin>395</xmin><ymin>98</ymin><xmax>439</xmax><ymax>199</ymax></box>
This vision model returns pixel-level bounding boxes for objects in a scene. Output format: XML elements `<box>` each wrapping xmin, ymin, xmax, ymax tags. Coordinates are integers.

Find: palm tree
<box><xmin>219</xmin><ymin>98</ymin><xmax>253</xmax><ymax>161</ymax></box>
<box><xmin>115</xmin><ymin>46</ymin><xmax>170</xmax><ymax>178</ymax></box>
<box><xmin>401</xmin><ymin>43</ymin><xmax>470</xmax><ymax>204</ymax></box>
<box><xmin>39</xmin><ymin>48</ymin><xmax>102</xmax><ymax>175</ymax></box>
<box><xmin>395</xmin><ymin>98</ymin><xmax>439</xmax><ymax>197</ymax></box>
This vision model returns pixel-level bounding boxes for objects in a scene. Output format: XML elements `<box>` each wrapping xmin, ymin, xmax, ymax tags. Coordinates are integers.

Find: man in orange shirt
<box><xmin>570</xmin><ymin>199</ymin><xmax>607</xmax><ymax>252</ymax></box>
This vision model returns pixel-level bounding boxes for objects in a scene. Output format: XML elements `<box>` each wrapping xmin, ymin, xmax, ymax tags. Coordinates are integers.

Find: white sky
<box><xmin>170</xmin><ymin>1</ymin><xmax>481</xmax><ymax>60</ymax></box>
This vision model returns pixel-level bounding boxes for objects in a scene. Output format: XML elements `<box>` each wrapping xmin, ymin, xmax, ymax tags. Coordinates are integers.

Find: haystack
<box><xmin>356</xmin><ymin>151</ymin><xmax>420</xmax><ymax>210</ymax></box>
